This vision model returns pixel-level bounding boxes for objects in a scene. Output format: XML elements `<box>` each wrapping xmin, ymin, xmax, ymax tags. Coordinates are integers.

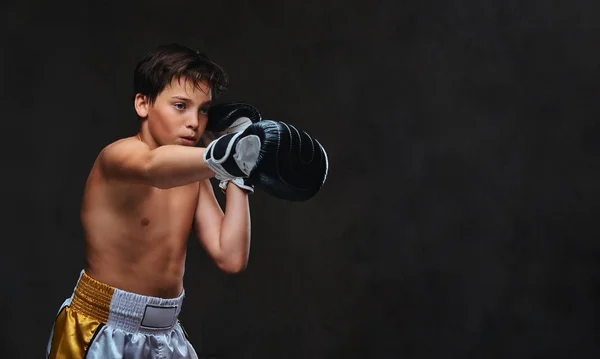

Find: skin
<box><xmin>82</xmin><ymin>76</ymin><xmax>251</xmax><ymax>299</ymax></box>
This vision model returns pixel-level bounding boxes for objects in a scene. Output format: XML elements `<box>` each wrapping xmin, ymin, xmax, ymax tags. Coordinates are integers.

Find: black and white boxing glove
<box><xmin>247</xmin><ymin>120</ymin><xmax>329</xmax><ymax>201</ymax></box>
<box><xmin>203</xmin><ymin>120</ymin><xmax>328</xmax><ymax>201</ymax></box>
<box><xmin>203</xmin><ymin>129</ymin><xmax>261</xmax><ymax>181</ymax></box>
<box><xmin>203</xmin><ymin>102</ymin><xmax>262</xmax><ymax>144</ymax></box>
<box><xmin>204</xmin><ymin>102</ymin><xmax>262</xmax><ymax>192</ymax></box>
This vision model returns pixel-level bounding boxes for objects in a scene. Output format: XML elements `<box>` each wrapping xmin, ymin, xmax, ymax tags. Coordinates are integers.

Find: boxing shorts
<box><xmin>46</xmin><ymin>270</ymin><xmax>198</xmax><ymax>359</ymax></box>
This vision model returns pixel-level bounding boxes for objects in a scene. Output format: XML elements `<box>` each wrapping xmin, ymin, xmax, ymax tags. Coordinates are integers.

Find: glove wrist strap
<box><xmin>219</xmin><ymin>178</ymin><xmax>254</xmax><ymax>194</ymax></box>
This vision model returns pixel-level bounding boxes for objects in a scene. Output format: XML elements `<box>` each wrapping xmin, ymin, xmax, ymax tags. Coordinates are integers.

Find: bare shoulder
<box><xmin>96</xmin><ymin>136</ymin><xmax>152</xmax><ymax>181</ymax></box>
<box><xmin>100</xmin><ymin>136</ymin><xmax>148</xmax><ymax>160</ymax></box>
<box><xmin>83</xmin><ymin>137</ymin><xmax>156</xmax><ymax>209</ymax></box>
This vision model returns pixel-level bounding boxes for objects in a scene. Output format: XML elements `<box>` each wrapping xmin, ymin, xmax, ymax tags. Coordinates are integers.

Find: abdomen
<box><xmin>81</xmin><ymin>174</ymin><xmax>197</xmax><ymax>298</ymax></box>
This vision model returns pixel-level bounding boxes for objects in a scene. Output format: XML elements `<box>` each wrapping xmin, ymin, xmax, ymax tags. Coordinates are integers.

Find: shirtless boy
<box><xmin>45</xmin><ymin>43</ymin><xmax>327</xmax><ymax>359</ymax></box>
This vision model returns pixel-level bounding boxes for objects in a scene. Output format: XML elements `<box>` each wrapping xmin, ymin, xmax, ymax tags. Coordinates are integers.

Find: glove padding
<box><xmin>203</xmin><ymin>120</ymin><xmax>328</xmax><ymax>201</ymax></box>
<box><xmin>247</xmin><ymin>120</ymin><xmax>328</xmax><ymax>201</ymax></box>
<box><xmin>206</xmin><ymin>102</ymin><xmax>262</xmax><ymax>134</ymax></box>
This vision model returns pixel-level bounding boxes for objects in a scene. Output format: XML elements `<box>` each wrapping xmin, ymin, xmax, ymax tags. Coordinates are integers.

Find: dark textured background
<box><xmin>2</xmin><ymin>0</ymin><xmax>599</xmax><ymax>358</ymax></box>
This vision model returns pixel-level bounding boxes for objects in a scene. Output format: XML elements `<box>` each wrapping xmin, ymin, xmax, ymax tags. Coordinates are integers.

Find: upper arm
<box><xmin>99</xmin><ymin>139</ymin><xmax>153</xmax><ymax>185</ymax></box>
<box><xmin>193</xmin><ymin>179</ymin><xmax>225</xmax><ymax>261</ymax></box>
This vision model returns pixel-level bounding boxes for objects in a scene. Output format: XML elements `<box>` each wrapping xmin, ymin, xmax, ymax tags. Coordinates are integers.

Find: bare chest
<box><xmin>115</xmin><ymin>184</ymin><xmax>199</xmax><ymax>228</ymax></box>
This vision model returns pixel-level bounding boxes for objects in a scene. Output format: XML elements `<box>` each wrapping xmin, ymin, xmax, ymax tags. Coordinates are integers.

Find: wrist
<box><xmin>219</xmin><ymin>178</ymin><xmax>254</xmax><ymax>194</ymax></box>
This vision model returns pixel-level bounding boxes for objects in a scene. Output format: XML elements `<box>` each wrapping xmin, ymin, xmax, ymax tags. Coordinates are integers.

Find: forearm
<box><xmin>218</xmin><ymin>184</ymin><xmax>251</xmax><ymax>272</ymax></box>
<box><xmin>146</xmin><ymin>145</ymin><xmax>215</xmax><ymax>188</ymax></box>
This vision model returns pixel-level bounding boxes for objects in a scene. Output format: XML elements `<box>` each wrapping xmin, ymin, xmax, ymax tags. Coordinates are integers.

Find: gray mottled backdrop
<box><xmin>2</xmin><ymin>0</ymin><xmax>599</xmax><ymax>358</ymax></box>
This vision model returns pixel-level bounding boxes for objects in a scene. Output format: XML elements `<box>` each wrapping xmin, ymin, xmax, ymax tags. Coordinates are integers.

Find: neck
<box><xmin>137</xmin><ymin>122</ymin><xmax>159</xmax><ymax>150</ymax></box>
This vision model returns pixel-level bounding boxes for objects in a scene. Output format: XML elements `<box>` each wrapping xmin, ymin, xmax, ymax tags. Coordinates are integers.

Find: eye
<box><xmin>174</xmin><ymin>103</ymin><xmax>186</xmax><ymax>111</ymax></box>
<box><xmin>199</xmin><ymin>107</ymin><xmax>209</xmax><ymax>115</ymax></box>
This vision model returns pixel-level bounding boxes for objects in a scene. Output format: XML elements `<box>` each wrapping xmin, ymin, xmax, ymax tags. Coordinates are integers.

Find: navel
<box><xmin>141</xmin><ymin>218</ymin><xmax>150</xmax><ymax>226</ymax></box>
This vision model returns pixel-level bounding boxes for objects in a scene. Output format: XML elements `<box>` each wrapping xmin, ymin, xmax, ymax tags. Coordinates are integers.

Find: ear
<box><xmin>134</xmin><ymin>94</ymin><xmax>150</xmax><ymax>118</ymax></box>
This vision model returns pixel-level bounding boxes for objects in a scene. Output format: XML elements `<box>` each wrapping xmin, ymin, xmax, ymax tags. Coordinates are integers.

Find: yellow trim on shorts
<box><xmin>47</xmin><ymin>306</ymin><xmax>104</xmax><ymax>359</ymax></box>
<box><xmin>70</xmin><ymin>271</ymin><xmax>114</xmax><ymax>323</ymax></box>
<box><xmin>48</xmin><ymin>272</ymin><xmax>114</xmax><ymax>358</ymax></box>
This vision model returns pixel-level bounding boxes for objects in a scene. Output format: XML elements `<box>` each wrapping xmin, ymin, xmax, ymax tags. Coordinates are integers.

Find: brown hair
<box><xmin>133</xmin><ymin>43</ymin><xmax>229</xmax><ymax>104</ymax></box>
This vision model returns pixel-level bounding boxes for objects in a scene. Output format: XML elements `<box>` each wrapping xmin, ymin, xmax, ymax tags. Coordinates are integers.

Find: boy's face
<box><xmin>136</xmin><ymin>76</ymin><xmax>212</xmax><ymax>147</ymax></box>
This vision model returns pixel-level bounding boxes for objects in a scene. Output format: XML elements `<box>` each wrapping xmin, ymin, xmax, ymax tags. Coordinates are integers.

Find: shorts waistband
<box><xmin>70</xmin><ymin>270</ymin><xmax>184</xmax><ymax>334</ymax></box>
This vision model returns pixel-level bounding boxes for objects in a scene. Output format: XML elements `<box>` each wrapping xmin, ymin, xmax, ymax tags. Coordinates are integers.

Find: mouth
<box><xmin>180</xmin><ymin>136</ymin><xmax>196</xmax><ymax>145</ymax></box>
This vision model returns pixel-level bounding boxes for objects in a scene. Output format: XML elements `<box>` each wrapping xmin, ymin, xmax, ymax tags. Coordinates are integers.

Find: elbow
<box><xmin>151</xmin><ymin>178</ymin><xmax>174</xmax><ymax>190</ymax></box>
<box><xmin>217</xmin><ymin>258</ymin><xmax>249</xmax><ymax>274</ymax></box>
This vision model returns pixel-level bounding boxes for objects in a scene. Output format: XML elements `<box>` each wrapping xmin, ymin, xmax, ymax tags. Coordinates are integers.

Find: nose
<box><xmin>186</xmin><ymin>113</ymin><xmax>199</xmax><ymax>131</ymax></box>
